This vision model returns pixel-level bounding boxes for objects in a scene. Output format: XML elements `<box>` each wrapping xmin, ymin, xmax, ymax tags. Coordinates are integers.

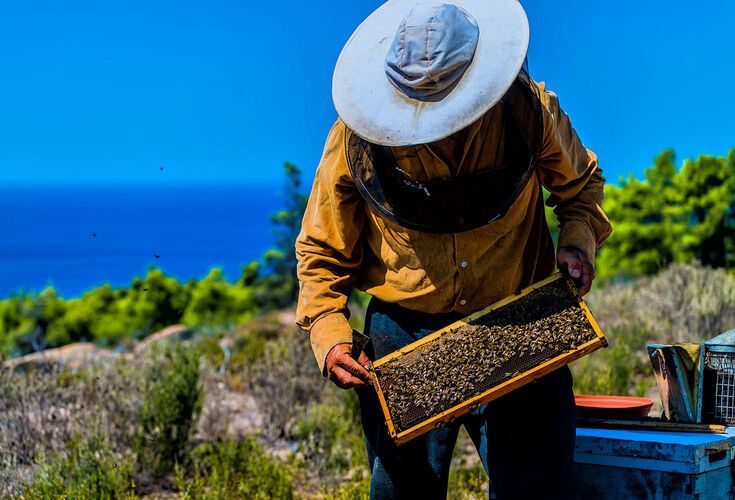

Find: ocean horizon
<box><xmin>0</xmin><ymin>185</ymin><xmax>284</xmax><ymax>298</ymax></box>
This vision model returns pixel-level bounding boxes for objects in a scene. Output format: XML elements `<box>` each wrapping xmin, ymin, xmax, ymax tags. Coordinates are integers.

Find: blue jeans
<box><xmin>357</xmin><ymin>298</ymin><xmax>576</xmax><ymax>500</ymax></box>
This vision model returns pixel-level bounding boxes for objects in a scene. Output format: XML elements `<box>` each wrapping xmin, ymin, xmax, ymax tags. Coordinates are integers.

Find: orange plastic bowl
<box><xmin>575</xmin><ymin>395</ymin><xmax>654</xmax><ymax>419</ymax></box>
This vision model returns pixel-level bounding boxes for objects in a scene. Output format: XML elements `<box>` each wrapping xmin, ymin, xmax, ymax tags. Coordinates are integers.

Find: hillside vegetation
<box><xmin>2</xmin><ymin>149</ymin><xmax>735</xmax><ymax>497</ymax></box>
<box><xmin>3</xmin><ymin>263</ymin><xmax>735</xmax><ymax>497</ymax></box>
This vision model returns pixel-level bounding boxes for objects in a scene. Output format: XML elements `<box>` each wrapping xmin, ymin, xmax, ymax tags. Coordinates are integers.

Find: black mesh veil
<box><xmin>346</xmin><ymin>62</ymin><xmax>544</xmax><ymax>234</ymax></box>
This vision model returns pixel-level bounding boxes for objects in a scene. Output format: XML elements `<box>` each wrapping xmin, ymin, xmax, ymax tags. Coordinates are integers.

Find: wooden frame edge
<box><xmin>579</xmin><ymin>299</ymin><xmax>607</xmax><ymax>347</ymax></box>
<box><xmin>370</xmin><ymin>365</ymin><xmax>397</xmax><ymax>438</ymax></box>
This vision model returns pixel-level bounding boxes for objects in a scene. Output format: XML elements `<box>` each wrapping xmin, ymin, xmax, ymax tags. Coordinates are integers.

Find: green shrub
<box><xmin>596</xmin><ymin>149</ymin><xmax>735</xmax><ymax>279</ymax></box>
<box><xmin>183</xmin><ymin>269</ymin><xmax>256</xmax><ymax>328</ymax></box>
<box><xmin>1</xmin><ymin>359</ymin><xmax>145</xmax><ymax>496</ymax></box>
<box><xmin>573</xmin><ymin>336</ymin><xmax>639</xmax><ymax>396</ymax></box>
<box><xmin>245</xmin><ymin>324</ymin><xmax>323</xmax><ymax>439</ymax></box>
<box><xmin>327</xmin><ymin>473</ymin><xmax>370</xmax><ymax>500</ymax></box>
<box><xmin>135</xmin><ymin>342</ymin><xmax>203</xmax><ymax>478</ymax></box>
<box><xmin>228</xmin><ymin>314</ymin><xmax>283</xmax><ymax>369</ymax></box>
<box><xmin>193</xmin><ymin>334</ymin><xmax>226</xmax><ymax>368</ymax></box>
<box><xmin>0</xmin><ymin>268</ymin><xmax>260</xmax><ymax>357</ymax></box>
<box><xmin>23</xmin><ymin>433</ymin><xmax>137</xmax><ymax>500</ymax></box>
<box><xmin>177</xmin><ymin>438</ymin><xmax>293</xmax><ymax>499</ymax></box>
<box><xmin>447</xmin><ymin>462</ymin><xmax>488</xmax><ymax>500</ymax></box>
<box><xmin>293</xmin><ymin>389</ymin><xmax>366</xmax><ymax>480</ymax></box>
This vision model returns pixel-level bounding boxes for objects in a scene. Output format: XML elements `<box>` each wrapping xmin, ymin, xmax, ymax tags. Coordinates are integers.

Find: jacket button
<box><xmin>460</xmin><ymin>260</ymin><xmax>468</xmax><ymax>269</ymax></box>
<box><xmin>460</xmin><ymin>299</ymin><xmax>467</xmax><ymax>306</ymax></box>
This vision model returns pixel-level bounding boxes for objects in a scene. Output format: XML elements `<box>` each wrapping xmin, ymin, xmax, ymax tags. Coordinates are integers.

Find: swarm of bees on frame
<box><xmin>374</xmin><ymin>278</ymin><xmax>597</xmax><ymax>432</ymax></box>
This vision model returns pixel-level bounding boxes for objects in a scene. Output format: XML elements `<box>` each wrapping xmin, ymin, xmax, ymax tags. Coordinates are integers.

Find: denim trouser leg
<box><xmin>463</xmin><ymin>367</ymin><xmax>577</xmax><ymax>500</ymax></box>
<box><xmin>358</xmin><ymin>298</ymin><xmax>576</xmax><ymax>500</ymax></box>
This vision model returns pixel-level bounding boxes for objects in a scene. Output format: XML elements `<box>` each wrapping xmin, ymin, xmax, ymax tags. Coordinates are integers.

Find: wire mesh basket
<box><xmin>369</xmin><ymin>272</ymin><xmax>607</xmax><ymax>445</ymax></box>
<box><xmin>698</xmin><ymin>335</ymin><xmax>735</xmax><ymax>425</ymax></box>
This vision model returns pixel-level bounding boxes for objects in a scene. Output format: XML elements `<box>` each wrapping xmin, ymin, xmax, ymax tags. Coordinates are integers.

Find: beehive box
<box><xmin>575</xmin><ymin>427</ymin><xmax>735</xmax><ymax>499</ymax></box>
<box><xmin>370</xmin><ymin>272</ymin><xmax>607</xmax><ymax>445</ymax></box>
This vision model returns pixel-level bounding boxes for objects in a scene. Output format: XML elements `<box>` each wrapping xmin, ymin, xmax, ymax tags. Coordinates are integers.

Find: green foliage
<box><xmin>228</xmin><ymin>316</ymin><xmax>283</xmax><ymax>368</ymax></box>
<box><xmin>293</xmin><ymin>390</ymin><xmax>366</xmax><ymax>478</ymax></box>
<box><xmin>573</xmin><ymin>329</ymin><xmax>640</xmax><ymax>396</ymax></box>
<box><xmin>327</xmin><ymin>474</ymin><xmax>371</xmax><ymax>500</ymax></box>
<box><xmin>192</xmin><ymin>334</ymin><xmax>226</xmax><ymax>367</ymax></box>
<box><xmin>253</xmin><ymin>162</ymin><xmax>308</xmax><ymax>309</ymax></box>
<box><xmin>0</xmin><ymin>268</ymin><xmax>259</xmax><ymax>357</ymax></box>
<box><xmin>447</xmin><ymin>462</ymin><xmax>488</xmax><ymax>500</ymax></box>
<box><xmin>0</xmin><ymin>294</ymin><xmax>40</xmax><ymax>355</ymax></box>
<box><xmin>678</xmin><ymin>150</ymin><xmax>735</xmax><ymax>267</ymax></box>
<box><xmin>246</xmin><ymin>326</ymin><xmax>324</xmax><ymax>439</ymax></box>
<box><xmin>597</xmin><ymin>148</ymin><xmax>735</xmax><ymax>278</ymax></box>
<box><xmin>183</xmin><ymin>268</ymin><xmax>255</xmax><ymax>327</ymax></box>
<box><xmin>177</xmin><ymin>438</ymin><xmax>293</xmax><ymax>500</ymax></box>
<box><xmin>23</xmin><ymin>433</ymin><xmax>137</xmax><ymax>500</ymax></box>
<box><xmin>136</xmin><ymin>342</ymin><xmax>204</xmax><ymax>478</ymax></box>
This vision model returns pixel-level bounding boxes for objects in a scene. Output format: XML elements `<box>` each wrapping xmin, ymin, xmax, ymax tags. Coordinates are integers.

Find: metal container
<box><xmin>697</xmin><ymin>329</ymin><xmax>735</xmax><ymax>425</ymax></box>
<box><xmin>369</xmin><ymin>272</ymin><xmax>607</xmax><ymax>445</ymax></box>
<box><xmin>648</xmin><ymin>344</ymin><xmax>700</xmax><ymax>422</ymax></box>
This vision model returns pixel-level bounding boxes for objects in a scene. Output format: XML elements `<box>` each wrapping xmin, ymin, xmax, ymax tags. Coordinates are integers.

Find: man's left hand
<box><xmin>557</xmin><ymin>246</ymin><xmax>594</xmax><ymax>296</ymax></box>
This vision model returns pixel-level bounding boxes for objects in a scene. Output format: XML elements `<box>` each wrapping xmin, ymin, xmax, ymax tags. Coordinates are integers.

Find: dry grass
<box><xmin>0</xmin><ymin>360</ymin><xmax>144</xmax><ymax>496</ymax></box>
<box><xmin>574</xmin><ymin>263</ymin><xmax>735</xmax><ymax>396</ymax></box>
<box><xmin>4</xmin><ymin>264</ymin><xmax>733</xmax><ymax>497</ymax></box>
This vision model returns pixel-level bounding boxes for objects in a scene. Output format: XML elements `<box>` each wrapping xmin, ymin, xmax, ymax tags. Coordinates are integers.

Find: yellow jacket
<box><xmin>296</xmin><ymin>83</ymin><xmax>612</xmax><ymax>372</ymax></box>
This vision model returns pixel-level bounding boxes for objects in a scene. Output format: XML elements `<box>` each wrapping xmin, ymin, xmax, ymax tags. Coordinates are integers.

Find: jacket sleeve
<box><xmin>535</xmin><ymin>84</ymin><xmax>612</xmax><ymax>267</ymax></box>
<box><xmin>296</xmin><ymin>120</ymin><xmax>365</xmax><ymax>373</ymax></box>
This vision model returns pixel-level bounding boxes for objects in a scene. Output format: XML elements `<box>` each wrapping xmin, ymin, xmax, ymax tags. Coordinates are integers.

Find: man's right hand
<box><xmin>325</xmin><ymin>343</ymin><xmax>373</xmax><ymax>389</ymax></box>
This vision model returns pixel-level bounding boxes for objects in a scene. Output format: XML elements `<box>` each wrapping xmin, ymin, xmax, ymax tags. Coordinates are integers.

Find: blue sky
<box><xmin>1</xmin><ymin>0</ymin><xmax>733</xmax><ymax>187</ymax></box>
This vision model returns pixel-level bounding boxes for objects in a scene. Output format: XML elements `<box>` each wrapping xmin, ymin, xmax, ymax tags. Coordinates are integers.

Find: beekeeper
<box><xmin>295</xmin><ymin>1</ymin><xmax>611</xmax><ymax>498</ymax></box>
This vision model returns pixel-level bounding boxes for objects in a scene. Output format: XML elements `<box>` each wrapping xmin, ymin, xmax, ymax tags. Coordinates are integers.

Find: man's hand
<box><xmin>557</xmin><ymin>246</ymin><xmax>594</xmax><ymax>296</ymax></box>
<box><xmin>325</xmin><ymin>343</ymin><xmax>373</xmax><ymax>389</ymax></box>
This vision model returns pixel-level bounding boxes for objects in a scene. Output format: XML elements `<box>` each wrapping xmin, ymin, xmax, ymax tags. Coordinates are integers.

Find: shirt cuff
<box><xmin>558</xmin><ymin>220</ymin><xmax>598</xmax><ymax>268</ymax></box>
<box><xmin>310</xmin><ymin>313</ymin><xmax>354</xmax><ymax>376</ymax></box>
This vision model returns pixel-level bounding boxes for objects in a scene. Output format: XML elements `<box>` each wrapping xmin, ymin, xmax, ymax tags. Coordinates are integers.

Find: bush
<box><xmin>293</xmin><ymin>389</ymin><xmax>367</xmax><ymax>485</ymax></box>
<box><xmin>23</xmin><ymin>433</ymin><xmax>137</xmax><ymax>500</ymax></box>
<box><xmin>245</xmin><ymin>323</ymin><xmax>323</xmax><ymax>440</ymax></box>
<box><xmin>135</xmin><ymin>342</ymin><xmax>203</xmax><ymax>478</ymax></box>
<box><xmin>177</xmin><ymin>438</ymin><xmax>293</xmax><ymax>499</ymax></box>
<box><xmin>596</xmin><ymin>149</ymin><xmax>735</xmax><ymax>278</ymax></box>
<box><xmin>327</xmin><ymin>473</ymin><xmax>370</xmax><ymax>500</ymax></box>
<box><xmin>574</xmin><ymin>263</ymin><xmax>735</xmax><ymax>396</ymax></box>
<box><xmin>183</xmin><ymin>269</ymin><xmax>256</xmax><ymax>328</ymax></box>
<box><xmin>572</xmin><ymin>335</ymin><xmax>639</xmax><ymax>396</ymax></box>
<box><xmin>447</xmin><ymin>462</ymin><xmax>488</xmax><ymax>500</ymax></box>
<box><xmin>0</xmin><ymin>268</ymin><xmax>260</xmax><ymax>357</ymax></box>
<box><xmin>0</xmin><ymin>360</ymin><xmax>144</xmax><ymax>495</ymax></box>
<box><xmin>228</xmin><ymin>313</ymin><xmax>284</xmax><ymax>369</ymax></box>
<box><xmin>252</xmin><ymin>162</ymin><xmax>308</xmax><ymax>310</ymax></box>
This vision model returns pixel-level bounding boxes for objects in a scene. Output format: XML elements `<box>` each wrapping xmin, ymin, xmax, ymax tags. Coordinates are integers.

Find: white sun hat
<box><xmin>332</xmin><ymin>0</ymin><xmax>530</xmax><ymax>147</ymax></box>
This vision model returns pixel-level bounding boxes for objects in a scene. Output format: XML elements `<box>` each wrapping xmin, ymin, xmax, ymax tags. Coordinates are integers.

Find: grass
<box><xmin>23</xmin><ymin>433</ymin><xmax>138</xmax><ymax>500</ymax></box>
<box><xmin>176</xmin><ymin>438</ymin><xmax>293</xmax><ymax>500</ymax></box>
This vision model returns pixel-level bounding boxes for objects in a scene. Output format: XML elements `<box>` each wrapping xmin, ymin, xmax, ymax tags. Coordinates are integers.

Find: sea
<box><xmin>0</xmin><ymin>186</ymin><xmax>284</xmax><ymax>298</ymax></box>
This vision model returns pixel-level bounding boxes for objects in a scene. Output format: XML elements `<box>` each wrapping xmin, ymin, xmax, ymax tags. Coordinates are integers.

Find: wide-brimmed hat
<box><xmin>333</xmin><ymin>0</ymin><xmax>529</xmax><ymax>147</ymax></box>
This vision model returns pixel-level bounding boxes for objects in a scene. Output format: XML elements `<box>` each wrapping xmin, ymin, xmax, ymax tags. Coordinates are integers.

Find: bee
<box><xmin>379</xmin><ymin>278</ymin><xmax>600</xmax><ymax>433</ymax></box>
